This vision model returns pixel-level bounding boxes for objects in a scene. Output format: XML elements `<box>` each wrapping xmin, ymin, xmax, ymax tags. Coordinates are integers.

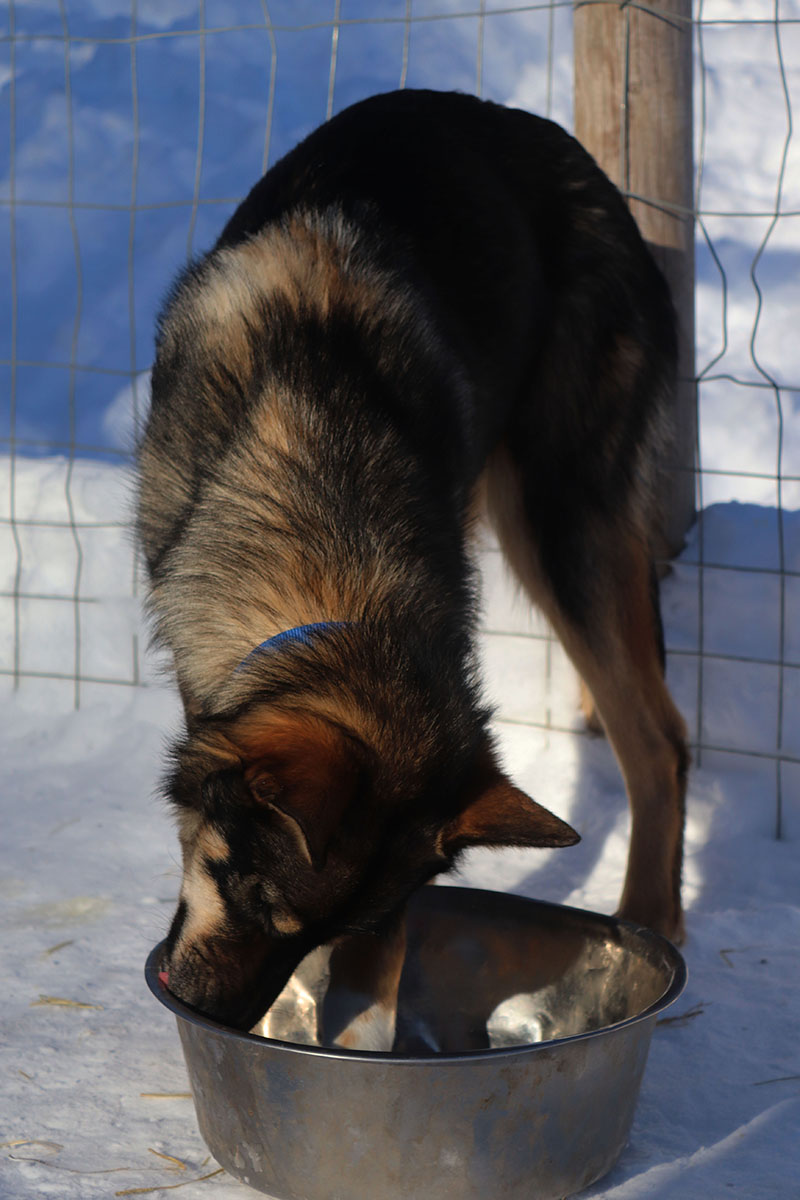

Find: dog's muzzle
<box><xmin>161</xmin><ymin>931</ymin><xmax>313</xmax><ymax>1031</ymax></box>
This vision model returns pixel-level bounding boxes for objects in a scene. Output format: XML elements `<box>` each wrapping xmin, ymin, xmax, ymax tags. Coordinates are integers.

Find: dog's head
<box><xmin>160</xmin><ymin>707</ymin><xmax>578</xmax><ymax>1030</ymax></box>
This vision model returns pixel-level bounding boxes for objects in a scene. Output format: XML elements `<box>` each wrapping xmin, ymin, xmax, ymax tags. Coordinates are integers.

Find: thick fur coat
<box><xmin>137</xmin><ymin>90</ymin><xmax>687</xmax><ymax>1034</ymax></box>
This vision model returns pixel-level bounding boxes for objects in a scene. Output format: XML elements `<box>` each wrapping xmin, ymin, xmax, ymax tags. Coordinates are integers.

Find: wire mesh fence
<box><xmin>1</xmin><ymin>1</ymin><xmax>798</xmax><ymax>829</ymax></box>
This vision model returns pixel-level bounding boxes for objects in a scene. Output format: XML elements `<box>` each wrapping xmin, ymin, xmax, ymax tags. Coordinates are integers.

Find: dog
<box><xmin>136</xmin><ymin>89</ymin><xmax>688</xmax><ymax>1040</ymax></box>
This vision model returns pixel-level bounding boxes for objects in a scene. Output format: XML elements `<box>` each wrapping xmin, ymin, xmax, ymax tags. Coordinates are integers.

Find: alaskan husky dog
<box><xmin>137</xmin><ymin>90</ymin><xmax>688</xmax><ymax>1037</ymax></box>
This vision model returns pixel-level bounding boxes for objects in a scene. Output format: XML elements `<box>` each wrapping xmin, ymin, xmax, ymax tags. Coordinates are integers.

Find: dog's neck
<box><xmin>235</xmin><ymin>622</ymin><xmax>353</xmax><ymax>673</ymax></box>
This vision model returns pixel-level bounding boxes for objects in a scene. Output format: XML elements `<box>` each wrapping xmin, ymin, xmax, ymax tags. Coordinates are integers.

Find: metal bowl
<box><xmin>145</xmin><ymin>885</ymin><xmax>686</xmax><ymax>1200</ymax></box>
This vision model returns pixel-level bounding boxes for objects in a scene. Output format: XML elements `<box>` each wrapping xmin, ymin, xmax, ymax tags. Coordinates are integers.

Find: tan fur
<box><xmin>197</xmin><ymin>825</ymin><xmax>229</xmax><ymax>863</ymax></box>
<box><xmin>140</xmin><ymin>209</ymin><xmax>438</xmax><ymax>717</ymax></box>
<box><xmin>145</xmin><ymin>461</ymin><xmax>310</xmax><ymax>702</ymax></box>
<box><xmin>147</xmin><ymin>459</ymin><xmax>428</xmax><ymax>718</ymax></box>
<box><xmin>233</xmin><ymin>707</ymin><xmax>347</xmax><ymax>764</ymax></box>
<box><xmin>245</xmin><ymin>389</ymin><xmax>295</xmax><ymax>460</ymax></box>
<box><xmin>176</xmin><ymin>807</ymin><xmax>203</xmax><ymax>849</ymax></box>
<box><xmin>178</xmin><ymin>858</ymin><xmax>227</xmax><ymax>947</ymax></box>
<box><xmin>169</xmin><ymin>210</ymin><xmax>412</xmax><ymax>356</ymax></box>
<box><xmin>287</xmin><ymin>690</ymin><xmax>434</xmax><ymax>775</ymax></box>
<box><xmin>173</xmin><ymin>818</ymin><xmax>232</xmax><ymax>950</ymax></box>
<box><xmin>271</xmin><ymin>909</ymin><xmax>303</xmax><ymax>936</ymax></box>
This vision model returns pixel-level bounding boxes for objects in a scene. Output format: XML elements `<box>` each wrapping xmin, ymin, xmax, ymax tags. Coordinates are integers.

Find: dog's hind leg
<box><xmin>485</xmin><ymin>450</ymin><xmax>688</xmax><ymax>942</ymax></box>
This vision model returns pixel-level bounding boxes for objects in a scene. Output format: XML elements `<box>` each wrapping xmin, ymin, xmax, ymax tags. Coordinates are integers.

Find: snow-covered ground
<box><xmin>2</xmin><ymin>464</ymin><xmax>799</xmax><ymax>1200</ymax></box>
<box><xmin>2</xmin><ymin>1</ymin><xmax>800</xmax><ymax>1197</ymax></box>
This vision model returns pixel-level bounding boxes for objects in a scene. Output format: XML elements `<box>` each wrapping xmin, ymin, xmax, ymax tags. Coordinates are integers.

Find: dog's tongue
<box><xmin>158</xmin><ymin>970</ymin><xmax>169</xmax><ymax>987</ymax></box>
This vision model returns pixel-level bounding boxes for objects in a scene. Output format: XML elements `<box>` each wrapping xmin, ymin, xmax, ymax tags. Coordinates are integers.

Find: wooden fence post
<box><xmin>573</xmin><ymin>0</ymin><xmax>696</xmax><ymax>557</ymax></box>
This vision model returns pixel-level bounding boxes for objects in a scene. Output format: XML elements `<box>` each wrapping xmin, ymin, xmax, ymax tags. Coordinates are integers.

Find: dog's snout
<box><xmin>160</xmin><ymin>925</ymin><xmax>311</xmax><ymax>1031</ymax></box>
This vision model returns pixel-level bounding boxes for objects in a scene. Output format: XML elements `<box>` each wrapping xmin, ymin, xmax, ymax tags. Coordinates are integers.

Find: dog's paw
<box><xmin>323</xmin><ymin>991</ymin><xmax>397</xmax><ymax>1052</ymax></box>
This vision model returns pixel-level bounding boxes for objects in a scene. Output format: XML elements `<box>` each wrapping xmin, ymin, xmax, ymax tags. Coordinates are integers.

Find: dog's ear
<box><xmin>238</xmin><ymin>712</ymin><xmax>363</xmax><ymax>872</ymax></box>
<box><xmin>441</xmin><ymin>744</ymin><xmax>578</xmax><ymax>854</ymax></box>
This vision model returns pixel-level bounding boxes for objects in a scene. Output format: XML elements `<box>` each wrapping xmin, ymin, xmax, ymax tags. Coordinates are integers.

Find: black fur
<box><xmin>137</xmin><ymin>90</ymin><xmax>687</xmax><ymax>1032</ymax></box>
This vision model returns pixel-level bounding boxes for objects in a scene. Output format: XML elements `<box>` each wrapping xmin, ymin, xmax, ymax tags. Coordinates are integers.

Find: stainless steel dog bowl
<box><xmin>145</xmin><ymin>886</ymin><xmax>686</xmax><ymax>1200</ymax></box>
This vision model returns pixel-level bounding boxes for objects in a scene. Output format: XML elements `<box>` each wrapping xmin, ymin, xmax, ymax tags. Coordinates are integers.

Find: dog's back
<box><xmin>138</xmin><ymin>90</ymin><xmax>675</xmax><ymax>706</ymax></box>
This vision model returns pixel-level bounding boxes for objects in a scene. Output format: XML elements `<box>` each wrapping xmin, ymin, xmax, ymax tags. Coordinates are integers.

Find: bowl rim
<box><xmin>144</xmin><ymin>886</ymin><xmax>688</xmax><ymax>1065</ymax></box>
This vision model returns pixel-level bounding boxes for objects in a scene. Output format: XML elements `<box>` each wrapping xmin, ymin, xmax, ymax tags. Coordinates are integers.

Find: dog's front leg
<box><xmin>321</xmin><ymin>909</ymin><xmax>408</xmax><ymax>1052</ymax></box>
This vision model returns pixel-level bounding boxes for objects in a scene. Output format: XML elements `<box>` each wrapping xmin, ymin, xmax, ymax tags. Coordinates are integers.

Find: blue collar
<box><xmin>235</xmin><ymin>621</ymin><xmax>351</xmax><ymax>673</ymax></box>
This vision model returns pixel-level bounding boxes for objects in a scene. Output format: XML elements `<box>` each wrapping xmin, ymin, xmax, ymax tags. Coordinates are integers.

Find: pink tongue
<box><xmin>158</xmin><ymin>970</ymin><xmax>169</xmax><ymax>986</ymax></box>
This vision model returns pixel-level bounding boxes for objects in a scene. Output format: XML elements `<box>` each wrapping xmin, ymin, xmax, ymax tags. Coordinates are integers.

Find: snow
<box><xmin>3</xmin><ymin>464</ymin><xmax>799</xmax><ymax>1199</ymax></box>
<box><xmin>2</xmin><ymin>2</ymin><xmax>800</xmax><ymax>1198</ymax></box>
